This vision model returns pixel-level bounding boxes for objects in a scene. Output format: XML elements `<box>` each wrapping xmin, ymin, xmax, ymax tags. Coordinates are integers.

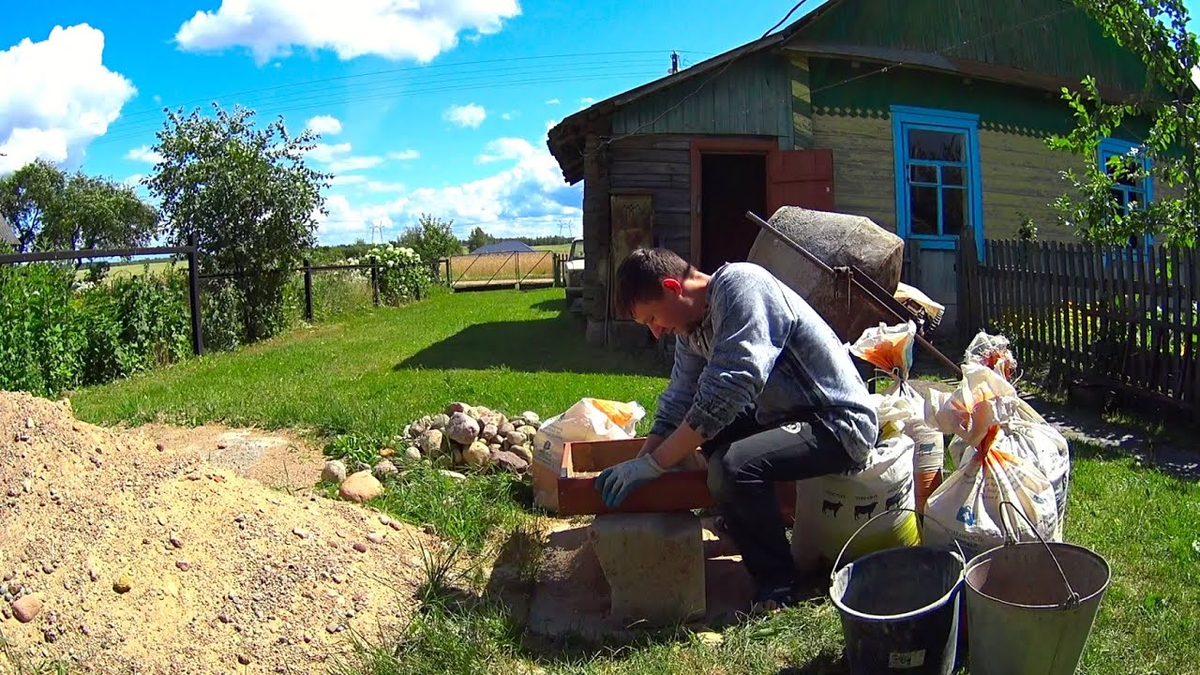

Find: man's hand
<box><xmin>594</xmin><ymin>455</ymin><xmax>666</xmax><ymax>509</ymax></box>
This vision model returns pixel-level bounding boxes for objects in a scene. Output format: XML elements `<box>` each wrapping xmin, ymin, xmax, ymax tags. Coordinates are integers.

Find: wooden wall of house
<box><xmin>608</xmin><ymin>135</ymin><xmax>692</xmax><ymax>256</ymax></box>
<box><xmin>978</xmin><ymin>129</ymin><xmax>1077</xmax><ymax>241</ymax></box>
<box><xmin>611</xmin><ymin>53</ymin><xmax>792</xmax><ymax>146</ymax></box>
<box><xmin>810</xmin><ymin>113</ymin><xmax>897</xmax><ymax>230</ymax></box>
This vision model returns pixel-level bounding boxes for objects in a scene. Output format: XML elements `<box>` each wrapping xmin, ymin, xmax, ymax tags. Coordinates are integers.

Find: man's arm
<box><xmin>647</xmin><ymin>337</ymin><xmax>705</xmax><ymax>439</ymax></box>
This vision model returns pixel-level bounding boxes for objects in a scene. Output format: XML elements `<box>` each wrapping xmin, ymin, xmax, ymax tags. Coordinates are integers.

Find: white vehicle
<box><xmin>564</xmin><ymin>238</ymin><xmax>584</xmax><ymax>312</ymax></box>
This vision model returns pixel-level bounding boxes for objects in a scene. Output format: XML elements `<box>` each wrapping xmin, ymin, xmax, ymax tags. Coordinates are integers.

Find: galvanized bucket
<box><xmin>830</xmin><ymin>508</ymin><xmax>965</xmax><ymax>675</ymax></box>
<box><xmin>964</xmin><ymin>502</ymin><xmax>1111</xmax><ymax>675</ymax></box>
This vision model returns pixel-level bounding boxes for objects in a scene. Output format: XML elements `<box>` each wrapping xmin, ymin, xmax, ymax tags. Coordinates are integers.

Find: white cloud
<box><xmin>0</xmin><ymin>24</ymin><xmax>136</xmax><ymax>173</ymax></box>
<box><xmin>175</xmin><ymin>0</ymin><xmax>521</xmax><ymax>65</ymax></box>
<box><xmin>125</xmin><ymin>145</ymin><xmax>164</xmax><ymax>164</ymax></box>
<box><xmin>306</xmin><ymin>142</ymin><xmax>352</xmax><ymax>163</ymax></box>
<box><xmin>443</xmin><ymin>103</ymin><xmax>486</xmax><ymax>129</ymax></box>
<box><xmin>544</xmin><ymin>98</ymin><xmax>560</xmax><ymax>105</ymax></box>
<box><xmin>331</xmin><ymin>174</ymin><xmax>367</xmax><ymax>185</ymax></box>
<box><xmin>329</xmin><ymin>155</ymin><xmax>383</xmax><ymax>172</ymax></box>
<box><xmin>365</xmin><ymin>180</ymin><xmax>407</xmax><ymax>193</ymax></box>
<box><xmin>313</xmin><ymin>135</ymin><xmax>581</xmax><ymax>244</ymax></box>
<box><xmin>500</xmin><ymin>111</ymin><xmax>517</xmax><ymax>121</ymax></box>
<box><xmin>579</xmin><ymin>97</ymin><xmax>595</xmax><ymax>105</ymax></box>
<box><xmin>476</xmin><ymin>137</ymin><xmax>535</xmax><ymax>164</ymax></box>
<box><xmin>122</xmin><ymin>174</ymin><xmax>144</xmax><ymax>188</ymax></box>
<box><xmin>152</xmin><ymin>94</ymin><xmax>162</xmax><ymax>105</ymax></box>
<box><xmin>1193</xmin><ymin>65</ymin><xmax>1200</xmax><ymax>87</ymax></box>
<box><xmin>387</xmin><ymin>149</ymin><xmax>420</xmax><ymax>161</ymax></box>
<box><xmin>305</xmin><ymin>114</ymin><xmax>342</xmax><ymax>135</ymax></box>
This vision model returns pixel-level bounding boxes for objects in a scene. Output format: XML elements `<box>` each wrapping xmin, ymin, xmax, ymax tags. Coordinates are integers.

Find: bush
<box><xmin>351</xmin><ymin>244</ymin><xmax>431</xmax><ymax>306</ymax></box>
<box><xmin>0</xmin><ymin>264</ymin><xmax>193</xmax><ymax>396</ymax></box>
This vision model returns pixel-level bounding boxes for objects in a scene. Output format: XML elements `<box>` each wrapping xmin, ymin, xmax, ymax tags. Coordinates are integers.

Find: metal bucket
<box><xmin>830</xmin><ymin>509</ymin><xmax>964</xmax><ymax>675</ymax></box>
<box><xmin>964</xmin><ymin>503</ymin><xmax>1111</xmax><ymax>675</ymax></box>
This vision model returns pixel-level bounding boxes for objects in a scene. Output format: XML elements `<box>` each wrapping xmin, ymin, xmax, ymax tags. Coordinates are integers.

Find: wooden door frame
<box><xmin>689</xmin><ymin>138</ymin><xmax>778</xmax><ymax>265</ymax></box>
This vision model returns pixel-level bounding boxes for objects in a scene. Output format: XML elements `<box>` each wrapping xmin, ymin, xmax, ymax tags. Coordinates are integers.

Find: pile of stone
<box><xmin>322</xmin><ymin>403</ymin><xmax>543</xmax><ymax>496</ymax></box>
<box><xmin>403</xmin><ymin>402</ymin><xmax>540</xmax><ymax>474</ymax></box>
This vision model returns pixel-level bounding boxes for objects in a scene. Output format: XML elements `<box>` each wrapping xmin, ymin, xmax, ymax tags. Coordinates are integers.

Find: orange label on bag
<box><xmin>586</xmin><ymin>398</ymin><xmax>636</xmax><ymax>428</ymax></box>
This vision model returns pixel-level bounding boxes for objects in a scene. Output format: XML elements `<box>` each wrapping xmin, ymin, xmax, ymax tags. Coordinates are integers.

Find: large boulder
<box><xmin>463</xmin><ymin>441</ymin><xmax>491</xmax><ymax>468</ymax></box>
<box><xmin>339</xmin><ymin>471</ymin><xmax>384</xmax><ymax>503</ymax></box>
<box><xmin>418</xmin><ymin>429</ymin><xmax>445</xmax><ymax>457</ymax></box>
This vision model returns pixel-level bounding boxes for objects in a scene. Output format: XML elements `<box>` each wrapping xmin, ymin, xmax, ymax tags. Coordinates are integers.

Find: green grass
<box><xmin>67</xmin><ymin>289</ymin><xmax>1200</xmax><ymax>674</ymax></box>
<box><xmin>71</xmin><ymin>288</ymin><xmax>667</xmax><ymax>438</ymax></box>
<box><xmin>533</xmin><ymin>244</ymin><xmax>573</xmax><ymax>255</ymax></box>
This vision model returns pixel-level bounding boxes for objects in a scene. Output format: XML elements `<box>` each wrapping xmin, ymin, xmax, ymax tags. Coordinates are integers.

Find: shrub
<box><xmin>0</xmin><ymin>263</ymin><xmax>82</xmax><ymax>396</ymax></box>
<box><xmin>351</xmin><ymin>244</ymin><xmax>431</xmax><ymax>306</ymax></box>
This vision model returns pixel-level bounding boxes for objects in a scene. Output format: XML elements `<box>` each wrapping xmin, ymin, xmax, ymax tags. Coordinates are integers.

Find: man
<box><xmin>594</xmin><ymin>248</ymin><xmax>878</xmax><ymax>612</ymax></box>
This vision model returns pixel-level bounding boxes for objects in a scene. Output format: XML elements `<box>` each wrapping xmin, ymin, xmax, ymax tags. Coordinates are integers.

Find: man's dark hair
<box><xmin>614</xmin><ymin>248</ymin><xmax>693</xmax><ymax>317</ymax></box>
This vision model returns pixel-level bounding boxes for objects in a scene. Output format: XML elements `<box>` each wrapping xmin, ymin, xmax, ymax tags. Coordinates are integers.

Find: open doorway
<box><xmin>691</xmin><ymin>140</ymin><xmax>774</xmax><ymax>274</ymax></box>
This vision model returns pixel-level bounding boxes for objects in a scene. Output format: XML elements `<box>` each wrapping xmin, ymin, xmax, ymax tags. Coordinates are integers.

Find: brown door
<box><xmin>767</xmin><ymin>149</ymin><xmax>835</xmax><ymax>214</ymax></box>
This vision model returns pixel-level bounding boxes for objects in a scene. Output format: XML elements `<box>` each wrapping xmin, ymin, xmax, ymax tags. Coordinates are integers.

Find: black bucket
<box><xmin>830</xmin><ymin>509</ymin><xmax>965</xmax><ymax>675</ymax></box>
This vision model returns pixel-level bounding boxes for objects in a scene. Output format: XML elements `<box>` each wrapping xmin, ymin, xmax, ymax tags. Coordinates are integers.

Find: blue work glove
<box><xmin>594</xmin><ymin>454</ymin><xmax>666</xmax><ymax>509</ymax></box>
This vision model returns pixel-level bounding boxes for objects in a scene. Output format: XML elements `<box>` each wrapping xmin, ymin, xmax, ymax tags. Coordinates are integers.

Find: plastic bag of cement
<box><xmin>965</xmin><ymin>331</ymin><xmax>1018</xmax><ymax>382</ymax></box>
<box><xmin>849</xmin><ymin>321</ymin><xmax>945</xmax><ymax>512</ymax></box>
<box><xmin>792</xmin><ymin>394</ymin><xmax>918</xmax><ymax>571</ymax></box>
<box><xmin>747</xmin><ymin>206</ymin><xmax>904</xmax><ymax>343</ymax></box>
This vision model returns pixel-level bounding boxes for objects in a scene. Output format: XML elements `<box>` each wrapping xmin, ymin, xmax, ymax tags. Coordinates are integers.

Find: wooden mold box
<box><xmin>555</xmin><ymin>438</ymin><xmax>713</xmax><ymax>516</ymax></box>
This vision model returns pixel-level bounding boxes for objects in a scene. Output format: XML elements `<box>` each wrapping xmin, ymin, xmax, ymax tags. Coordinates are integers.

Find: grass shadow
<box><xmin>393</xmin><ymin>318</ymin><xmax>666</xmax><ymax>376</ymax></box>
<box><xmin>777</xmin><ymin>649</ymin><xmax>847</xmax><ymax>674</ymax></box>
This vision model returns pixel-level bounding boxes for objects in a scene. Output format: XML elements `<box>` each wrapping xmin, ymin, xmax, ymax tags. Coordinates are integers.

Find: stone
<box><xmin>476</xmin><ymin>409</ymin><xmax>503</xmax><ymax>428</ymax></box>
<box><xmin>418</xmin><ymin>430</ymin><xmax>445</xmax><ymax>458</ymax></box>
<box><xmin>169</xmin><ymin>534</ymin><xmax>183</xmax><ymax>549</ymax></box>
<box><xmin>517</xmin><ymin>425</ymin><xmax>538</xmax><ymax>440</ymax></box>
<box><xmin>438</xmin><ymin>470</ymin><xmax>467</xmax><ymax>481</ymax></box>
<box><xmin>510</xmin><ymin>445</ymin><xmax>534</xmax><ymax>465</ymax></box>
<box><xmin>12</xmin><ymin>594</ymin><xmax>43</xmax><ymax>622</ymax></box>
<box><xmin>352</xmin><ymin>543</ymin><xmax>368</xmax><ymax>553</ymax></box>
<box><xmin>520</xmin><ymin>411</ymin><xmax>541</xmax><ymax>425</ymax></box>
<box><xmin>480</xmin><ymin>423</ymin><xmax>499</xmax><ymax>442</ymax></box>
<box><xmin>292</xmin><ymin>528</ymin><xmax>310</xmax><ymax>539</ymax></box>
<box><xmin>464</xmin><ymin>441</ymin><xmax>491</xmax><ymax>468</ymax></box>
<box><xmin>238</xmin><ymin>654</ymin><xmax>251</xmax><ymax>666</ymax></box>
<box><xmin>489</xmin><ymin>450</ymin><xmax>529</xmax><ymax>474</ymax></box>
<box><xmin>155</xmin><ymin>442</ymin><xmax>166</xmax><ymax>452</ymax></box>
<box><xmin>379</xmin><ymin>447</ymin><xmax>395</xmax><ymax>458</ymax></box>
<box><xmin>446</xmin><ymin>412</ymin><xmax>480</xmax><ymax>446</ymax></box>
<box><xmin>428</xmin><ymin>413</ymin><xmax>450</xmax><ymax>430</ymax></box>
<box><xmin>321</xmin><ymin>460</ymin><xmax>347</xmax><ymax>484</ymax></box>
<box><xmin>373</xmin><ymin>459</ymin><xmax>399</xmax><ymax>478</ymax></box>
<box><xmin>504</xmin><ymin>431</ymin><xmax>527</xmax><ymax>448</ymax></box>
<box><xmin>339</xmin><ymin>472</ymin><xmax>384</xmax><ymax>504</ymax></box>
<box><xmin>175</xmin><ymin>561</ymin><xmax>191</xmax><ymax>572</ymax></box>
<box><xmin>498</xmin><ymin>422</ymin><xmax>515</xmax><ymax>438</ymax></box>
<box><xmin>409</xmin><ymin>420</ymin><xmax>428</xmax><ymax>437</ymax></box>
<box><xmin>366</xmin><ymin>532</ymin><xmax>385</xmax><ymax>544</ymax></box>
<box><xmin>444</xmin><ymin>402</ymin><xmax>469</xmax><ymax>416</ymax></box>
<box><xmin>588</xmin><ymin>512</ymin><xmax>705</xmax><ymax>626</ymax></box>
<box><xmin>404</xmin><ymin>447</ymin><xmax>421</xmax><ymax>462</ymax></box>
<box><xmin>488</xmin><ymin>443</ymin><xmax>503</xmax><ymax>454</ymax></box>
<box><xmin>113</xmin><ymin>576</ymin><xmax>133</xmax><ymax>594</ymax></box>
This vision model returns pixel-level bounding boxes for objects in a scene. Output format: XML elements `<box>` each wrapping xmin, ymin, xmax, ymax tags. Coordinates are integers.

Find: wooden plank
<box><xmin>1131</xmin><ymin>246</ymin><xmax>1147</xmax><ymax>389</ymax></box>
<box><xmin>1037</xmin><ymin>241</ymin><xmax>1051</xmax><ymax>365</ymax></box>
<box><xmin>1086</xmin><ymin>243</ymin><xmax>1100</xmax><ymax>375</ymax></box>
<box><xmin>1188</xmin><ymin>247</ymin><xmax>1199</xmax><ymax>407</ymax></box>
<box><xmin>1170</xmin><ymin>247</ymin><xmax>1183</xmax><ymax>400</ymax></box>
<box><xmin>1005</xmin><ymin>241</ymin><xmax>1023</xmax><ymax>364</ymax></box>
<box><xmin>1062</xmin><ymin>242</ymin><xmax>1076</xmax><ymax>373</ymax></box>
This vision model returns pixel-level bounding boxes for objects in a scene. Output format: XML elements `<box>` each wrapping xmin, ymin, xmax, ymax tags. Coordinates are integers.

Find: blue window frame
<box><xmin>891</xmin><ymin>106</ymin><xmax>984</xmax><ymax>259</ymax></box>
<box><xmin>1098</xmin><ymin>137</ymin><xmax>1154</xmax><ymax>251</ymax></box>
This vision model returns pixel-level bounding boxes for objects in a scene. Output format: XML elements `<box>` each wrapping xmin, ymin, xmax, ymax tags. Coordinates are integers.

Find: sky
<box><xmin>0</xmin><ymin>0</ymin><xmax>805</xmax><ymax>245</ymax></box>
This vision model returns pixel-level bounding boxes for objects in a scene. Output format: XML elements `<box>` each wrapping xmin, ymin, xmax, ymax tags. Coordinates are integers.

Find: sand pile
<box><xmin>0</xmin><ymin>392</ymin><xmax>436</xmax><ymax>674</ymax></box>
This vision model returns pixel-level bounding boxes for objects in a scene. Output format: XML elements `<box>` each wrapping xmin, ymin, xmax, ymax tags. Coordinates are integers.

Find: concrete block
<box><xmin>588</xmin><ymin>512</ymin><xmax>705</xmax><ymax>626</ymax></box>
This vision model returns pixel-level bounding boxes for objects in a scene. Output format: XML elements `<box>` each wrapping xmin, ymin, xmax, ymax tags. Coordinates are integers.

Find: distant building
<box><xmin>0</xmin><ymin>214</ymin><xmax>16</xmax><ymax>248</ymax></box>
<box><xmin>469</xmin><ymin>240</ymin><xmax>535</xmax><ymax>255</ymax></box>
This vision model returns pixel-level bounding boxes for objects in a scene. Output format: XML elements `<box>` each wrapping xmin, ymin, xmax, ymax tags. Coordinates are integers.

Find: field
<box><xmin>533</xmin><ymin>243</ymin><xmax>573</xmax><ymax>255</ymax></box>
<box><xmin>446</xmin><ymin>250</ymin><xmax>559</xmax><ymax>287</ymax></box>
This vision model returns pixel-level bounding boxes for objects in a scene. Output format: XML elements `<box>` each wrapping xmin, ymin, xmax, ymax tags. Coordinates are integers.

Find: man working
<box><xmin>594</xmin><ymin>248</ymin><xmax>878</xmax><ymax>612</ymax></box>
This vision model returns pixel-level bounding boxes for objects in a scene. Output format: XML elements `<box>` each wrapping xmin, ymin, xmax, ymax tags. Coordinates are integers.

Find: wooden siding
<box><xmin>979</xmin><ymin>130</ymin><xmax>1079</xmax><ymax>242</ymax></box>
<box><xmin>611</xmin><ymin>53</ymin><xmax>791</xmax><ymax>146</ymax></box>
<box><xmin>607</xmin><ymin>135</ymin><xmax>693</xmax><ymax>258</ymax></box>
<box><xmin>811</xmin><ymin>113</ymin><xmax>896</xmax><ymax>230</ymax></box>
<box><xmin>791</xmin><ymin>0</ymin><xmax>1151</xmax><ymax>97</ymax></box>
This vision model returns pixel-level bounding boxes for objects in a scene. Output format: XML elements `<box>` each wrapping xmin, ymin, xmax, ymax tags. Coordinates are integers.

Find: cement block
<box><xmin>588</xmin><ymin>512</ymin><xmax>705</xmax><ymax>626</ymax></box>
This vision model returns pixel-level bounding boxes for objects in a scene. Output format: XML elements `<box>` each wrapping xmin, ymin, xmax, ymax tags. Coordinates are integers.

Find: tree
<box><xmin>0</xmin><ymin>160</ymin><xmax>65</xmax><ymax>252</ymax></box>
<box><xmin>146</xmin><ymin>104</ymin><xmax>330</xmax><ymax>343</ymax></box>
<box><xmin>0</xmin><ymin>160</ymin><xmax>159</xmax><ymax>255</ymax></box>
<box><xmin>396</xmin><ymin>214</ymin><xmax>462</xmax><ymax>260</ymax></box>
<box><xmin>1048</xmin><ymin>0</ymin><xmax>1200</xmax><ymax>246</ymax></box>
<box><xmin>465</xmin><ymin>226</ymin><xmax>495</xmax><ymax>252</ymax></box>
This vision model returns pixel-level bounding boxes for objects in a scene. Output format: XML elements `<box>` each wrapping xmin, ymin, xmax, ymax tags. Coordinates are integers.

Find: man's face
<box><xmin>630</xmin><ymin>278</ymin><xmax>694</xmax><ymax>339</ymax></box>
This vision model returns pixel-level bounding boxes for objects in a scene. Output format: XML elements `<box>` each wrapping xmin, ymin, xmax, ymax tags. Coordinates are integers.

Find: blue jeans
<box><xmin>703</xmin><ymin>411</ymin><xmax>858</xmax><ymax>594</ymax></box>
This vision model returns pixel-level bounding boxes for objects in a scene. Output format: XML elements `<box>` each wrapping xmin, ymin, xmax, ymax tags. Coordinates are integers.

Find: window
<box><xmin>891</xmin><ymin>106</ymin><xmax>983</xmax><ymax>256</ymax></box>
<box><xmin>1098</xmin><ymin>137</ymin><xmax>1153</xmax><ymax>249</ymax></box>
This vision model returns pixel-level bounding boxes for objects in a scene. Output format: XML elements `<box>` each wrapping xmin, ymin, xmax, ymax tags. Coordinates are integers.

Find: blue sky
<box><xmin>0</xmin><ymin>0</ymin><xmax>801</xmax><ymax>244</ymax></box>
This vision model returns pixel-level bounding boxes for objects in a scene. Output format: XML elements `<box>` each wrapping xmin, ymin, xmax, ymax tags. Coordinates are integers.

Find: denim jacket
<box><xmin>649</xmin><ymin>262</ymin><xmax>878</xmax><ymax>464</ymax></box>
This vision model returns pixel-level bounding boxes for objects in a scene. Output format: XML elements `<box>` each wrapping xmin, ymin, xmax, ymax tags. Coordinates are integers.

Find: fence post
<box><xmin>303</xmin><ymin>257</ymin><xmax>314</xmax><ymax>322</ymax></box>
<box><xmin>371</xmin><ymin>255</ymin><xmax>380</xmax><ymax>306</ymax></box>
<box><xmin>187</xmin><ymin>233</ymin><xmax>205</xmax><ymax>356</ymax></box>
<box><xmin>445</xmin><ymin>257</ymin><xmax>453</xmax><ymax>288</ymax></box>
<box><xmin>553</xmin><ymin>252</ymin><xmax>562</xmax><ymax>287</ymax></box>
<box><xmin>514</xmin><ymin>253</ymin><xmax>521</xmax><ymax>290</ymax></box>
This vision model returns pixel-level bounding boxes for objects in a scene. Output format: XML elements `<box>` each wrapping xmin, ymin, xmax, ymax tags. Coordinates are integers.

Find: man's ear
<box><xmin>661</xmin><ymin>277</ymin><xmax>683</xmax><ymax>295</ymax></box>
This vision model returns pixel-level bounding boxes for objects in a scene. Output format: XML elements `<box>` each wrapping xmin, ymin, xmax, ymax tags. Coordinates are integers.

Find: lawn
<box><xmin>68</xmin><ymin>288</ymin><xmax>1200</xmax><ymax>675</ymax></box>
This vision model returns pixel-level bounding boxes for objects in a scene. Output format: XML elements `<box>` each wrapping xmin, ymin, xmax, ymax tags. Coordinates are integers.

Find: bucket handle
<box><xmin>998</xmin><ymin>500</ymin><xmax>1081</xmax><ymax>608</ymax></box>
<box><xmin>831</xmin><ymin>506</ymin><xmax>964</xmax><ymax>580</ymax></box>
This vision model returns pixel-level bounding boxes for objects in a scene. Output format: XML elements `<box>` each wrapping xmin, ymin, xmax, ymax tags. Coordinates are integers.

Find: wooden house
<box><xmin>546</xmin><ymin>0</ymin><xmax>1157</xmax><ymax>347</ymax></box>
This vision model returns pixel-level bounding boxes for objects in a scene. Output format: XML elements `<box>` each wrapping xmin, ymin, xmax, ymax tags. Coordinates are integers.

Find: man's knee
<box><xmin>706</xmin><ymin>452</ymin><xmax>733</xmax><ymax>503</ymax></box>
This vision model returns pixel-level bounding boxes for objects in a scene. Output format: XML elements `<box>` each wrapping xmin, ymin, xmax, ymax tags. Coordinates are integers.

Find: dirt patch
<box><xmin>0</xmin><ymin>392</ymin><xmax>436</xmax><ymax>674</ymax></box>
